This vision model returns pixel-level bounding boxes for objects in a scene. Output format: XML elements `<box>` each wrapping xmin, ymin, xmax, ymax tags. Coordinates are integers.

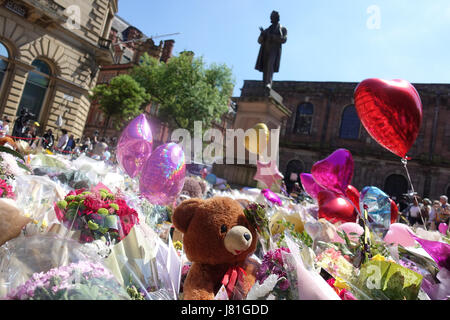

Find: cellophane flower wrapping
<box><xmin>13</xmin><ymin>175</ymin><xmax>68</xmax><ymax>236</ymax></box>
<box><xmin>253</xmin><ymin>247</ymin><xmax>296</xmax><ymax>300</ymax></box>
<box><xmin>0</xmin><ymin>235</ymin><xmax>130</xmax><ymax>300</ymax></box>
<box><xmin>54</xmin><ymin>185</ymin><xmax>139</xmax><ymax>245</ymax></box>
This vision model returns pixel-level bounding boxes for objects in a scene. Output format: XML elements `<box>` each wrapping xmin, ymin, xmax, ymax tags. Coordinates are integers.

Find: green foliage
<box><xmin>131</xmin><ymin>52</ymin><xmax>234</xmax><ymax>133</ymax></box>
<box><xmin>90</xmin><ymin>74</ymin><xmax>149</xmax><ymax>132</ymax></box>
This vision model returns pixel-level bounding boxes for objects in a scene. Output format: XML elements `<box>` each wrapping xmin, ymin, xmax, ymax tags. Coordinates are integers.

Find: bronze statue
<box><xmin>255</xmin><ymin>11</ymin><xmax>288</xmax><ymax>90</ymax></box>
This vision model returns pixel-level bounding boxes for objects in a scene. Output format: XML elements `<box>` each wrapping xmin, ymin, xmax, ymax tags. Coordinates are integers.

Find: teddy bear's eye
<box><xmin>220</xmin><ymin>224</ymin><xmax>227</xmax><ymax>233</ymax></box>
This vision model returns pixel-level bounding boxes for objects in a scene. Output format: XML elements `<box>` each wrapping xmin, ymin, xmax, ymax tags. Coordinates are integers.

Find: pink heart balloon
<box><xmin>139</xmin><ymin>142</ymin><xmax>186</xmax><ymax>206</ymax></box>
<box><xmin>312</xmin><ymin>149</ymin><xmax>354</xmax><ymax>196</ymax></box>
<box><xmin>383</xmin><ymin>223</ymin><xmax>416</xmax><ymax>247</ymax></box>
<box><xmin>300</xmin><ymin>173</ymin><xmax>325</xmax><ymax>200</ymax></box>
<box><xmin>438</xmin><ymin>223</ymin><xmax>448</xmax><ymax>235</ymax></box>
<box><xmin>333</xmin><ymin>222</ymin><xmax>364</xmax><ymax>244</ymax></box>
<box><xmin>117</xmin><ymin>114</ymin><xmax>153</xmax><ymax>178</ymax></box>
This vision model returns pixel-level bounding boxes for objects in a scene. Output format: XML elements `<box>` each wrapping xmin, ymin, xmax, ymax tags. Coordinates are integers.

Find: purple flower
<box><xmin>256</xmin><ymin>247</ymin><xmax>291</xmax><ymax>291</ymax></box>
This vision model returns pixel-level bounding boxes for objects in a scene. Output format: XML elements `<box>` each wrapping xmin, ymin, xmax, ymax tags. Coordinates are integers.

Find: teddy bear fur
<box><xmin>173</xmin><ymin>197</ymin><xmax>259</xmax><ymax>300</ymax></box>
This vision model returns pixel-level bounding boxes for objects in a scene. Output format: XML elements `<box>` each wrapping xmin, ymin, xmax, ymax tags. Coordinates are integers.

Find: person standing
<box><xmin>429</xmin><ymin>200</ymin><xmax>440</xmax><ymax>231</ymax></box>
<box><xmin>436</xmin><ymin>195</ymin><xmax>450</xmax><ymax>226</ymax></box>
<box><xmin>64</xmin><ymin>134</ymin><xmax>76</xmax><ymax>152</ymax></box>
<box><xmin>408</xmin><ymin>197</ymin><xmax>424</xmax><ymax>226</ymax></box>
<box><xmin>42</xmin><ymin>129</ymin><xmax>55</xmax><ymax>151</ymax></box>
<box><xmin>0</xmin><ymin>116</ymin><xmax>10</xmax><ymax>138</ymax></box>
<box><xmin>56</xmin><ymin>129</ymin><xmax>69</xmax><ymax>152</ymax></box>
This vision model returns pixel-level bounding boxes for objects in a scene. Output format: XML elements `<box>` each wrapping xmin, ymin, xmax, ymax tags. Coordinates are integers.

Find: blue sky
<box><xmin>118</xmin><ymin>1</ymin><xmax>450</xmax><ymax>96</ymax></box>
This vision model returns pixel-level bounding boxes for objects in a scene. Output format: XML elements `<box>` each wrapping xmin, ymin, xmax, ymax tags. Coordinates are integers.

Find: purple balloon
<box><xmin>261</xmin><ymin>189</ymin><xmax>282</xmax><ymax>206</ymax></box>
<box><xmin>139</xmin><ymin>142</ymin><xmax>186</xmax><ymax>206</ymax></box>
<box><xmin>300</xmin><ymin>173</ymin><xmax>325</xmax><ymax>200</ymax></box>
<box><xmin>117</xmin><ymin>114</ymin><xmax>153</xmax><ymax>178</ymax></box>
<box><xmin>311</xmin><ymin>149</ymin><xmax>354</xmax><ymax>195</ymax></box>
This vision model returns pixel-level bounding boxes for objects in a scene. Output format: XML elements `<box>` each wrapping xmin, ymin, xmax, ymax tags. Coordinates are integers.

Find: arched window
<box><xmin>17</xmin><ymin>59</ymin><xmax>51</xmax><ymax>121</ymax></box>
<box><xmin>284</xmin><ymin>159</ymin><xmax>304</xmax><ymax>194</ymax></box>
<box><xmin>384</xmin><ymin>174</ymin><xmax>408</xmax><ymax>201</ymax></box>
<box><xmin>294</xmin><ymin>103</ymin><xmax>313</xmax><ymax>135</ymax></box>
<box><xmin>339</xmin><ymin>105</ymin><xmax>360</xmax><ymax>139</ymax></box>
<box><xmin>0</xmin><ymin>42</ymin><xmax>9</xmax><ymax>90</ymax></box>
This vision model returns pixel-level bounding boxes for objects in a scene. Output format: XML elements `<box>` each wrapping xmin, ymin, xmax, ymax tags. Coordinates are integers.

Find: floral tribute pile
<box><xmin>6</xmin><ymin>260</ymin><xmax>129</xmax><ymax>300</ymax></box>
<box><xmin>54</xmin><ymin>185</ymin><xmax>139</xmax><ymax>244</ymax></box>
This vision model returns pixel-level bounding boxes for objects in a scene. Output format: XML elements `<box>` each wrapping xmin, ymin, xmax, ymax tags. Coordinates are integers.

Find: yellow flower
<box><xmin>41</xmin><ymin>220</ymin><xmax>48</xmax><ymax>228</ymax></box>
<box><xmin>173</xmin><ymin>241</ymin><xmax>183</xmax><ymax>251</ymax></box>
<box><xmin>334</xmin><ymin>277</ymin><xmax>349</xmax><ymax>290</ymax></box>
<box><xmin>32</xmin><ymin>219</ymin><xmax>38</xmax><ymax>225</ymax></box>
<box><xmin>371</xmin><ymin>254</ymin><xmax>386</xmax><ymax>262</ymax></box>
<box><xmin>24</xmin><ymin>213</ymin><xmax>31</xmax><ymax>218</ymax></box>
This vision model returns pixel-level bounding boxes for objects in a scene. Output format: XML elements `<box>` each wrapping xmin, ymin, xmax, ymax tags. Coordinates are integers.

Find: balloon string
<box><xmin>401</xmin><ymin>157</ymin><xmax>427</xmax><ymax>231</ymax></box>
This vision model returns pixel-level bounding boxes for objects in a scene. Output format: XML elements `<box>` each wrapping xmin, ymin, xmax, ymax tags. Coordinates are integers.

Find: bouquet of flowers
<box><xmin>5</xmin><ymin>260</ymin><xmax>130</xmax><ymax>300</ymax></box>
<box><xmin>254</xmin><ymin>247</ymin><xmax>294</xmax><ymax>300</ymax></box>
<box><xmin>54</xmin><ymin>185</ymin><xmax>139</xmax><ymax>244</ymax></box>
<box><xmin>244</xmin><ymin>203</ymin><xmax>271</xmax><ymax>252</ymax></box>
<box><xmin>0</xmin><ymin>178</ymin><xmax>14</xmax><ymax>199</ymax></box>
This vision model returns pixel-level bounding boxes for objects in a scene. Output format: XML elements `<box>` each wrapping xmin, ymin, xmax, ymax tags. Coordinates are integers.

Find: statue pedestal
<box><xmin>213</xmin><ymin>88</ymin><xmax>292</xmax><ymax>189</ymax></box>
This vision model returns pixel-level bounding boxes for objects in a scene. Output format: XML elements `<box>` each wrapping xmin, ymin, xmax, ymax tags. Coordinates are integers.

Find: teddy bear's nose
<box><xmin>243</xmin><ymin>233</ymin><xmax>251</xmax><ymax>241</ymax></box>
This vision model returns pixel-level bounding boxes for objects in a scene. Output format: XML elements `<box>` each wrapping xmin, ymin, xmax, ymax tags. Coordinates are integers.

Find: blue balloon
<box><xmin>360</xmin><ymin>186</ymin><xmax>391</xmax><ymax>231</ymax></box>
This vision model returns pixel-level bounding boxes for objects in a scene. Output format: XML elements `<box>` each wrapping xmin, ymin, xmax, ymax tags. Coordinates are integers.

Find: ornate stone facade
<box><xmin>0</xmin><ymin>0</ymin><xmax>118</xmax><ymax>138</ymax></box>
<box><xmin>238</xmin><ymin>80</ymin><xmax>450</xmax><ymax>201</ymax></box>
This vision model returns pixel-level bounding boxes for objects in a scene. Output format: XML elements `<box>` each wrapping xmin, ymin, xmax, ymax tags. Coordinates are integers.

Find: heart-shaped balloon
<box><xmin>139</xmin><ymin>142</ymin><xmax>186</xmax><ymax>206</ymax></box>
<box><xmin>360</xmin><ymin>186</ymin><xmax>391</xmax><ymax>231</ymax></box>
<box><xmin>312</xmin><ymin>149</ymin><xmax>354</xmax><ymax>195</ymax></box>
<box><xmin>354</xmin><ymin>78</ymin><xmax>422</xmax><ymax>158</ymax></box>
<box><xmin>384</xmin><ymin>223</ymin><xmax>416</xmax><ymax>247</ymax></box>
<box><xmin>318</xmin><ymin>190</ymin><xmax>358</xmax><ymax>224</ymax></box>
<box><xmin>116</xmin><ymin>114</ymin><xmax>153</xmax><ymax>178</ymax></box>
<box><xmin>333</xmin><ymin>222</ymin><xmax>364</xmax><ymax>244</ymax></box>
<box><xmin>346</xmin><ymin>185</ymin><xmax>360</xmax><ymax>210</ymax></box>
<box><xmin>439</xmin><ymin>223</ymin><xmax>449</xmax><ymax>235</ymax></box>
<box><xmin>300</xmin><ymin>173</ymin><xmax>325</xmax><ymax>200</ymax></box>
<box><xmin>390</xmin><ymin>199</ymin><xmax>399</xmax><ymax>224</ymax></box>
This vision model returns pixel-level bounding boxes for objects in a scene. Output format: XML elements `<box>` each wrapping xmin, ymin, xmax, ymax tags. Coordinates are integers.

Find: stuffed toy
<box><xmin>180</xmin><ymin>177</ymin><xmax>207</xmax><ymax>199</ymax></box>
<box><xmin>173</xmin><ymin>197</ymin><xmax>259</xmax><ymax>300</ymax></box>
<box><xmin>0</xmin><ymin>198</ymin><xmax>31</xmax><ymax>247</ymax></box>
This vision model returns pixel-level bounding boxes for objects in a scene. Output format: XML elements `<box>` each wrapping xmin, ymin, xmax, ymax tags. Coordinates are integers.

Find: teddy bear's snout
<box><xmin>224</xmin><ymin>225</ymin><xmax>253</xmax><ymax>255</ymax></box>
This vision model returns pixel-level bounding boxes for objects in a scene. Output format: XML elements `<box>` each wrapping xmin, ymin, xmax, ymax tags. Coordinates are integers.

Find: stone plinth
<box><xmin>213</xmin><ymin>87</ymin><xmax>291</xmax><ymax>189</ymax></box>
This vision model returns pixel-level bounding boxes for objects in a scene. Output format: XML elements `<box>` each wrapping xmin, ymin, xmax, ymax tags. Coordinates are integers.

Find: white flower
<box><xmin>246</xmin><ymin>274</ymin><xmax>281</xmax><ymax>300</ymax></box>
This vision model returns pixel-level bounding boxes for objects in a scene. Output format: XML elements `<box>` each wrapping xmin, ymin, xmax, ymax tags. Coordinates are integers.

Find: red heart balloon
<box><xmin>346</xmin><ymin>185</ymin><xmax>360</xmax><ymax>210</ymax></box>
<box><xmin>354</xmin><ymin>78</ymin><xmax>422</xmax><ymax>158</ymax></box>
<box><xmin>390</xmin><ymin>199</ymin><xmax>399</xmax><ymax>224</ymax></box>
<box><xmin>318</xmin><ymin>190</ymin><xmax>358</xmax><ymax>224</ymax></box>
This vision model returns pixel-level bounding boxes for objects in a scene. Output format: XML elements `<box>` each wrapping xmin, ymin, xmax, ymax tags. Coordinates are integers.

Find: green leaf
<box><xmin>16</xmin><ymin>161</ymin><xmax>31</xmax><ymax>173</ymax></box>
<box><xmin>0</xmin><ymin>145</ymin><xmax>25</xmax><ymax>161</ymax></box>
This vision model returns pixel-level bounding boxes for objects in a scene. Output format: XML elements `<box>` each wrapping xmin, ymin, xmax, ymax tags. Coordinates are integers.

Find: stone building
<box><xmin>83</xmin><ymin>14</ymin><xmax>175</xmax><ymax>142</ymax></box>
<box><xmin>231</xmin><ymin>80</ymin><xmax>450</xmax><ymax>201</ymax></box>
<box><xmin>0</xmin><ymin>0</ymin><xmax>118</xmax><ymax>139</ymax></box>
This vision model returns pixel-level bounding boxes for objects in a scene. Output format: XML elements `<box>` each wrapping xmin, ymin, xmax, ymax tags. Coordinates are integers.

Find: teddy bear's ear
<box><xmin>172</xmin><ymin>198</ymin><xmax>202</xmax><ymax>233</ymax></box>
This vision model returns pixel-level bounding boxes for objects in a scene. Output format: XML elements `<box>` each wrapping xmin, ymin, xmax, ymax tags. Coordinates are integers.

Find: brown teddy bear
<box><xmin>173</xmin><ymin>197</ymin><xmax>259</xmax><ymax>300</ymax></box>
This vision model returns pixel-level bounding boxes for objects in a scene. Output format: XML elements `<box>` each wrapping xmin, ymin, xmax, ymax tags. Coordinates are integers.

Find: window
<box><xmin>17</xmin><ymin>59</ymin><xmax>51</xmax><ymax>121</ymax></box>
<box><xmin>294</xmin><ymin>103</ymin><xmax>313</xmax><ymax>135</ymax></box>
<box><xmin>0</xmin><ymin>42</ymin><xmax>9</xmax><ymax>91</ymax></box>
<box><xmin>339</xmin><ymin>104</ymin><xmax>360</xmax><ymax>139</ymax></box>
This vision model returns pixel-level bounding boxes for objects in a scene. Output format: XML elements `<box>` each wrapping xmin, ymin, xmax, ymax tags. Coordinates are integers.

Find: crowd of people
<box><xmin>398</xmin><ymin>194</ymin><xmax>450</xmax><ymax>230</ymax></box>
<box><xmin>0</xmin><ymin>113</ymin><xmax>117</xmax><ymax>164</ymax></box>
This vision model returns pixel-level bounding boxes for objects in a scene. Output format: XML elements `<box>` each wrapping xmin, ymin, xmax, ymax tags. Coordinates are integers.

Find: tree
<box><xmin>90</xmin><ymin>74</ymin><xmax>149</xmax><ymax>134</ymax></box>
<box><xmin>131</xmin><ymin>52</ymin><xmax>234</xmax><ymax>133</ymax></box>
